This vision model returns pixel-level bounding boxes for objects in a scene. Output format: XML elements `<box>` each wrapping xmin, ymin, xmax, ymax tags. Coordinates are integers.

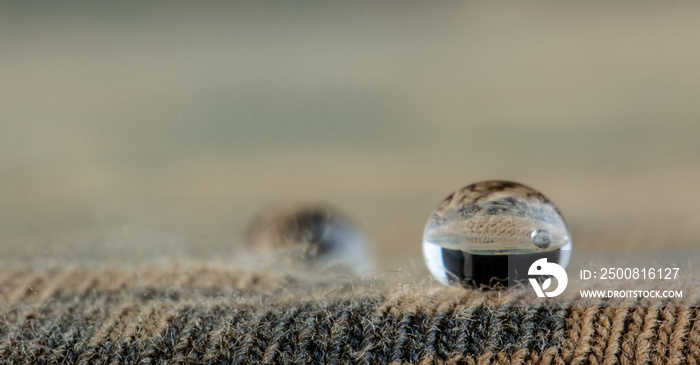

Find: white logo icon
<box><xmin>528</xmin><ymin>258</ymin><xmax>568</xmax><ymax>297</ymax></box>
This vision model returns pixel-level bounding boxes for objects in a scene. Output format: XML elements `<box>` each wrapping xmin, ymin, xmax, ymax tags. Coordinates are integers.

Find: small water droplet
<box><xmin>531</xmin><ymin>228</ymin><xmax>552</xmax><ymax>248</ymax></box>
<box><xmin>245</xmin><ymin>204</ymin><xmax>372</xmax><ymax>274</ymax></box>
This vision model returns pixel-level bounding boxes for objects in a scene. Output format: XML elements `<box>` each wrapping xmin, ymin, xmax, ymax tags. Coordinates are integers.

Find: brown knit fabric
<box><xmin>1</xmin><ymin>266</ymin><xmax>698</xmax><ymax>364</ymax></box>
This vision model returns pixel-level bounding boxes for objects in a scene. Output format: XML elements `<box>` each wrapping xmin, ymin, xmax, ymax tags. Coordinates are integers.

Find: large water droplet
<box><xmin>422</xmin><ymin>181</ymin><xmax>572</xmax><ymax>288</ymax></box>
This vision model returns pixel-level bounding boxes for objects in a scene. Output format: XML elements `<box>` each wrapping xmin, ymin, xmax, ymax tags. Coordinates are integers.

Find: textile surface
<box><xmin>1</xmin><ymin>265</ymin><xmax>698</xmax><ymax>364</ymax></box>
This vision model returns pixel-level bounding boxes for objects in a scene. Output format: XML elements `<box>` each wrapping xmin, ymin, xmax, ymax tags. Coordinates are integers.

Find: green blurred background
<box><xmin>2</xmin><ymin>2</ymin><xmax>700</xmax><ymax>272</ymax></box>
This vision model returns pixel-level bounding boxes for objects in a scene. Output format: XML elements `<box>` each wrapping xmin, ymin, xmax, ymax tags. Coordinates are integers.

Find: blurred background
<box><xmin>2</xmin><ymin>1</ymin><xmax>700</xmax><ymax>273</ymax></box>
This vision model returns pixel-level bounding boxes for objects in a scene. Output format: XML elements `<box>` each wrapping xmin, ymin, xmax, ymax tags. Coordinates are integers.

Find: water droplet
<box><xmin>531</xmin><ymin>228</ymin><xmax>552</xmax><ymax>248</ymax></box>
<box><xmin>422</xmin><ymin>181</ymin><xmax>572</xmax><ymax>287</ymax></box>
<box><xmin>245</xmin><ymin>204</ymin><xmax>372</xmax><ymax>274</ymax></box>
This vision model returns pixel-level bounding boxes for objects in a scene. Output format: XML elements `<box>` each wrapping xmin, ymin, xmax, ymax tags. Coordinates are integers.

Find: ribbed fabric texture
<box><xmin>0</xmin><ymin>267</ymin><xmax>698</xmax><ymax>364</ymax></box>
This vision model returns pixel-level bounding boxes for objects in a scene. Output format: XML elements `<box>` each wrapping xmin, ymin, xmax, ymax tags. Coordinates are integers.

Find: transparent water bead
<box><xmin>422</xmin><ymin>181</ymin><xmax>572</xmax><ymax>288</ymax></box>
<box><xmin>245</xmin><ymin>204</ymin><xmax>372</xmax><ymax>274</ymax></box>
